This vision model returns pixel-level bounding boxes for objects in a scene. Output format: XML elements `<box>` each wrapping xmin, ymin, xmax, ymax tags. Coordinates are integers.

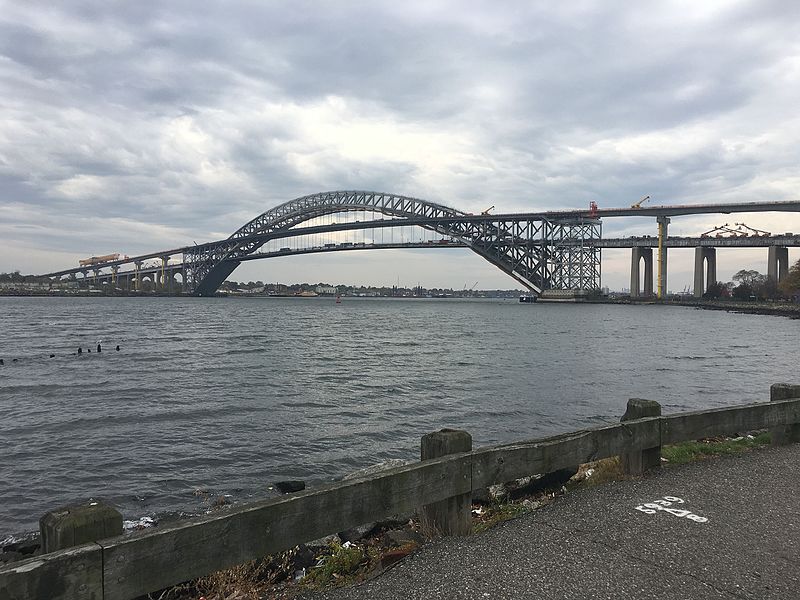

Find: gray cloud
<box><xmin>1</xmin><ymin>0</ymin><xmax>799</xmax><ymax>288</ymax></box>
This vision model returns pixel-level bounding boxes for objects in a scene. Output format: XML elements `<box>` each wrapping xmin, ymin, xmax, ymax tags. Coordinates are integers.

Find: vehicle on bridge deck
<box><xmin>79</xmin><ymin>253</ymin><xmax>121</xmax><ymax>267</ymax></box>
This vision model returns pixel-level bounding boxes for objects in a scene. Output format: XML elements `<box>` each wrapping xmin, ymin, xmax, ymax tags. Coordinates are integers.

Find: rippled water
<box><xmin>1</xmin><ymin>296</ymin><xmax>797</xmax><ymax>539</ymax></box>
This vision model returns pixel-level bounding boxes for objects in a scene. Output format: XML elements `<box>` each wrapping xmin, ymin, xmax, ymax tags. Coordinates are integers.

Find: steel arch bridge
<box><xmin>183</xmin><ymin>190</ymin><xmax>602</xmax><ymax>296</ymax></box>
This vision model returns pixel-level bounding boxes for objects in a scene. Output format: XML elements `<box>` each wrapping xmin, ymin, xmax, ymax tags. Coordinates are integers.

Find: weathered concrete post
<box><xmin>621</xmin><ymin>398</ymin><xmax>662</xmax><ymax>476</ymax></box>
<box><xmin>770</xmin><ymin>383</ymin><xmax>800</xmax><ymax>445</ymax></box>
<box><xmin>420</xmin><ymin>429</ymin><xmax>472</xmax><ymax>536</ymax></box>
<box><xmin>40</xmin><ymin>500</ymin><xmax>123</xmax><ymax>554</ymax></box>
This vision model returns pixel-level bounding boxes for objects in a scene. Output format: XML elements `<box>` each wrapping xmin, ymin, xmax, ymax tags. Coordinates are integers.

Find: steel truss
<box><xmin>542</xmin><ymin>219</ymin><xmax>602</xmax><ymax>291</ymax></box>
<box><xmin>184</xmin><ymin>191</ymin><xmax>602</xmax><ymax>296</ymax></box>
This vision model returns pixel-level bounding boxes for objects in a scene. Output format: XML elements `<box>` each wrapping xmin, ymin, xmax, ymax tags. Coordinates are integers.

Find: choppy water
<box><xmin>1</xmin><ymin>296</ymin><xmax>797</xmax><ymax>539</ymax></box>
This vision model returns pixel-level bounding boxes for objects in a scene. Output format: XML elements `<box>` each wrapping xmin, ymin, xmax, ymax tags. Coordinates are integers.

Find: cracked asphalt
<box><xmin>306</xmin><ymin>443</ymin><xmax>800</xmax><ymax>599</ymax></box>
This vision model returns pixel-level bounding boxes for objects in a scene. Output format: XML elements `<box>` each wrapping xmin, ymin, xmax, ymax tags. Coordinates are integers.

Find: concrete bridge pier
<box><xmin>134</xmin><ymin>261</ymin><xmax>142</xmax><ymax>291</ymax></box>
<box><xmin>693</xmin><ymin>247</ymin><xmax>717</xmax><ymax>298</ymax></box>
<box><xmin>630</xmin><ymin>247</ymin><xmax>654</xmax><ymax>297</ymax></box>
<box><xmin>768</xmin><ymin>246</ymin><xmax>789</xmax><ymax>282</ymax></box>
<box><xmin>656</xmin><ymin>216</ymin><xmax>670</xmax><ymax>299</ymax></box>
<box><xmin>160</xmin><ymin>270</ymin><xmax>176</xmax><ymax>294</ymax></box>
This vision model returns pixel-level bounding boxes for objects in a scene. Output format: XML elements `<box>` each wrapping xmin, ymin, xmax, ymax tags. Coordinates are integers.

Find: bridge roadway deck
<box><xmin>594</xmin><ymin>234</ymin><xmax>800</xmax><ymax>248</ymax></box>
<box><xmin>71</xmin><ymin>234</ymin><xmax>800</xmax><ymax>282</ymax></box>
<box><xmin>307</xmin><ymin>443</ymin><xmax>800</xmax><ymax>600</ymax></box>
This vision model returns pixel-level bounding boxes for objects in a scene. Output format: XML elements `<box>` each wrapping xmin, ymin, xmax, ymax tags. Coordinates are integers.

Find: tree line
<box><xmin>703</xmin><ymin>258</ymin><xmax>800</xmax><ymax>301</ymax></box>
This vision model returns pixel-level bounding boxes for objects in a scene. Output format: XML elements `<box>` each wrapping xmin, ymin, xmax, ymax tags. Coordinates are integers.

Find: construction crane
<box><xmin>481</xmin><ymin>205</ymin><xmax>495</xmax><ymax>215</ymax></box>
<box><xmin>631</xmin><ymin>195</ymin><xmax>650</xmax><ymax>209</ymax></box>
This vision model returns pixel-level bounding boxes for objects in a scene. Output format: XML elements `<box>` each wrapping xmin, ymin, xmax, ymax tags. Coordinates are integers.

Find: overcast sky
<box><xmin>1</xmin><ymin>0</ymin><xmax>798</xmax><ymax>290</ymax></box>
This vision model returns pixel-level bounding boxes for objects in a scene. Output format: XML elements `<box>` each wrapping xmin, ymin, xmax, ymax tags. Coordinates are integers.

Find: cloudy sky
<box><xmin>1</xmin><ymin>0</ymin><xmax>798</xmax><ymax>290</ymax></box>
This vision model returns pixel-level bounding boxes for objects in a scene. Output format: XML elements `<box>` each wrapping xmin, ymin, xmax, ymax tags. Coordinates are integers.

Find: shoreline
<box><xmin>3</xmin><ymin>291</ymin><xmax>799</xmax><ymax>318</ymax></box>
<box><xmin>587</xmin><ymin>297</ymin><xmax>800</xmax><ymax>319</ymax></box>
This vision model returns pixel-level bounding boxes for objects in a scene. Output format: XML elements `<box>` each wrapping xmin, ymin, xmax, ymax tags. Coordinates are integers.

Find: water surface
<box><xmin>1</xmin><ymin>296</ymin><xmax>797</xmax><ymax>538</ymax></box>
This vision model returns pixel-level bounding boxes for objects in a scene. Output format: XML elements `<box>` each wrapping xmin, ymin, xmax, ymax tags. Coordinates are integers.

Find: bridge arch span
<box><xmin>184</xmin><ymin>191</ymin><xmax>554</xmax><ymax>296</ymax></box>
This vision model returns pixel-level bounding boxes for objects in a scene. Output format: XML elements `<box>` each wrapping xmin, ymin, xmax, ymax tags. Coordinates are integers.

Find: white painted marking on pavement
<box><xmin>633</xmin><ymin>496</ymin><xmax>708</xmax><ymax>523</ymax></box>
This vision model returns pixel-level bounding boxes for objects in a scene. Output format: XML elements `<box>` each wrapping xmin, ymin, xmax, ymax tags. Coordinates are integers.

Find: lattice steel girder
<box><xmin>185</xmin><ymin>192</ymin><xmax>602</xmax><ymax>296</ymax></box>
<box><xmin>541</xmin><ymin>218</ymin><xmax>603</xmax><ymax>290</ymax></box>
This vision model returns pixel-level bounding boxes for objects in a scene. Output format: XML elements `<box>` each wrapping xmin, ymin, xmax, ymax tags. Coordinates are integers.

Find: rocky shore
<box><xmin>588</xmin><ymin>297</ymin><xmax>800</xmax><ymax>319</ymax></box>
<box><xmin>666</xmin><ymin>299</ymin><xmax>800</xmax><ymax>318</ymax></box>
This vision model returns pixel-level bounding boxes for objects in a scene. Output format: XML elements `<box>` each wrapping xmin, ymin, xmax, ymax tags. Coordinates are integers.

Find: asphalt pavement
<box><xmin>307</xmin><ymin>443</ymin><xmax>800</xmax><ymax>599</ymax></box>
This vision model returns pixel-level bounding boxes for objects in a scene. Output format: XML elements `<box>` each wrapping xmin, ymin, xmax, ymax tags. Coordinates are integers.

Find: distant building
<box><xmin>315</xmin><ymin>285</ymin><xmax>337</xmax><ymax>295</ymax></box>
<box><xmin>0</xmin><ymin>281</ymin><xmax>49</xmax><ymax>290</ymax></box>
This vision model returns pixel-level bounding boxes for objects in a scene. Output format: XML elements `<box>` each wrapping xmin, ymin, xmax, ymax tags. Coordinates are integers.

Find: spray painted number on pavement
<box><xmin>634</xmin><ymin>496</ymin><xmax>708</xmax><ymax>523</ymax></box>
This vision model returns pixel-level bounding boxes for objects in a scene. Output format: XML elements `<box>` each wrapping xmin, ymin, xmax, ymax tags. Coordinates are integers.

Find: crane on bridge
<box><xmin>701</xmin><ymin>223</ymin><xmax>771</xmax><ymax>238</ymax></box>
<box><xmin>631</xmin><ymin>195</ymin><xmax>651</xmax><ymax>209</ymax></box>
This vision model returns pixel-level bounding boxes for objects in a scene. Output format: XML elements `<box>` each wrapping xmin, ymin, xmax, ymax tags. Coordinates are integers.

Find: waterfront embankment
<box><xmin>4</xmin><ymin>388</ymin><xmax>798</xmax><ymax>599</ymax></box>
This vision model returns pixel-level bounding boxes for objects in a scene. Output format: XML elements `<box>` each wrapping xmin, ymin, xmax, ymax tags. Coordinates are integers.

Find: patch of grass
<box><xmin>575</xmin><ymin>456</ymin><xmax>624</xmax><ymax>488</ymax></box>
<box><xmin>661</xmin><ymin>432</ymin><xmax>771</xmax><ymax>465</ymax></box>
<box><xmin>161</xmin><ymin>558</ymin><xmax>277</xmax><ymax>600</ymax></box>
<box><xmin>473</xmin><ymin>501</ymin><xmax>529</xmax><ymax>534</ymax></box>
<box><xmin>302</xmin><ymin>542</ymin><xmax>375</xmax><ymax>589</ymax></box>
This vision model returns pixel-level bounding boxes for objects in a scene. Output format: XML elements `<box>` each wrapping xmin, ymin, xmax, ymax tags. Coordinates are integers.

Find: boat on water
<box><xmin>519</xmin><ymin>295</ymin><xmax>536</xmax><ymax>303</ymax></box>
